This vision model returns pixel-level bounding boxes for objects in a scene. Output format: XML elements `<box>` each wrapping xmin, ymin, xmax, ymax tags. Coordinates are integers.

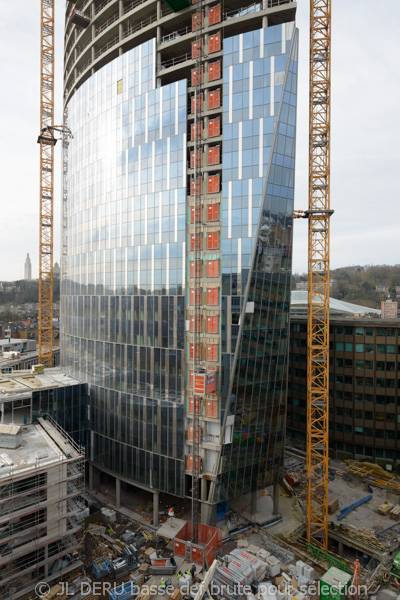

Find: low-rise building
<box><xmin>0</xmin><ymin>418</ymin><xmax>84</xmax><ymax>600</ymax></box>
<box><xmin>287</xmin><ymin>293</ymin><xmax>400</xmax><ymax>466</ymax></box>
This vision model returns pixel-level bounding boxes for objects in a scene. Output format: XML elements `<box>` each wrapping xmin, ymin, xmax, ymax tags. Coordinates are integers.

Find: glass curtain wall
<box><xmin>61</xmin><ymin>39</ymin><xmax>187</xmax><ymax>496</ymax></box>
<box><xmin>216</xmin><ymin>23</ymin><xmax>298</xmax><ymax>501</ymax></box>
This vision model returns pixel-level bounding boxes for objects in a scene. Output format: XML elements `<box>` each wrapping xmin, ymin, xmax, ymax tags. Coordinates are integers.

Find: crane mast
<box><xmin>306</xmin><ymin>0</ymin><xmax>332</xmax><ymax>548</ymax></box>
<box><xmin>38</xmin><ymin>0</ymin><xmax>56</xmax><ymax>368</ymax></box>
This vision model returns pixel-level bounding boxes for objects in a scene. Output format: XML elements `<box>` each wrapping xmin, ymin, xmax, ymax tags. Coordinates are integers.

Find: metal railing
<box><xmin>160</xmin><ymin>51</ymin><xmax>192</xmax><ymax>70</ymax></box>
<box><xmin>123</xmin><ymin>13</ymin><xmax>157</xmax><ymax>39</ymax></box>
<box><xmin>94</xmin><ymin>35</ymin><xmax>120</xmax><ymax>59</ymax></box>
<box><xmin>161</xmin><ymin>25</ymin><xmax>192</xmax><ymax>44</ymax></box>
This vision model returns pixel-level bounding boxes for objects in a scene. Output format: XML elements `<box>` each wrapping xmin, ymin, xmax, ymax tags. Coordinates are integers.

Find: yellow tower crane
<box><xmin>295</xmin><ymin>0</ymin><xmax>332</xmax><ymax>549</ymax></box>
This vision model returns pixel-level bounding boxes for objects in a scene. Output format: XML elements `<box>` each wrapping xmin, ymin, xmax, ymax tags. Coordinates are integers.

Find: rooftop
<box><xmin>291</xmin><ymin>290</ymin><xmax>382</xmax><ymax>317</ymax></box>
<box><xmin>0</xmin><ymin>418</ymin><xmax>82</xmax><ymax>481</ymax></box>
<box><xmin>0</xmin><ymin>367</ymin><xmax>83</xmax><ymax>400</ymax></box>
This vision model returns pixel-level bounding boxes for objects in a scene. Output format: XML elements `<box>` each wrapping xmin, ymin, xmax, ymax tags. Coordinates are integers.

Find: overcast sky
<box><xmin>0</xmin><ymin>1</ymin><xmax>399</xmax><ymax>281</ymax></box>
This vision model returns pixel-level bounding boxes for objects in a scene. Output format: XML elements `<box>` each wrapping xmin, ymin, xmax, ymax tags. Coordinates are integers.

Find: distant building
<box><xmin>53</xmin><ymin>261</ymin><xmax>60</xmax><ymax>278</ymax></box>
<box><xmin>395</xmin><ymin>286</ymin><xmax>400</xmax><ymax>298</ymax></box>
<box><xmin>376</xmin><ymin>285</ymin><xmax>389</xmax><ymax>294</ymax></box>
<box><xmin>24</xmin><ymin>253</ymin><xmax>32</xmax><ymax>280</ymax></box>
<box><xmin>381</xmin><ymin>299</ymin><xmax>398</xmax><ymax>320</ymax></box>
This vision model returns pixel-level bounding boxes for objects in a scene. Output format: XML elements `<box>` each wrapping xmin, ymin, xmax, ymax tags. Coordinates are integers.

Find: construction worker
<box><xmin>185</xmin><ymin>568</ymin><xmax>191</xmax><ymax>576</ymax></box>
<box><xmin>160</xmin><ymin>578</ymin><xmax>166</xmax><ymax>595</ymax></box>
<box><xmin>190</xmin><ymin>564</ymin><xmax>196</xmax><ymax>579</ymax></box>
<box><xmin>177</xmin><ymin>571</ymin><xmax>183</xmax><ymax>579</ymax></box>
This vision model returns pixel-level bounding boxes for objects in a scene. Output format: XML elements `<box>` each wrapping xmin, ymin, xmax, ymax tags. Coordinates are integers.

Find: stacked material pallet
<box><xmin>328</xmin><ymin>497</ymin><xmax>339</xmax><ymax>514</ymax></box>
<box><xmin>378</xmin><ymin>502</ymin><xmax>394</xmax><ymax>515</ymax></box>
<box><xmin>390</xmin><ymin>505</ymin><xmax>400</xmax><ymax>520</ymax></box>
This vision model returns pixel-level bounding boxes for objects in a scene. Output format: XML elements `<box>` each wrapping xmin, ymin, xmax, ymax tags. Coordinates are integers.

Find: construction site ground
<box><xmin>46</xmin><ymin>452</ymin><xmax>400</xmax><ymax>600</ymax></box>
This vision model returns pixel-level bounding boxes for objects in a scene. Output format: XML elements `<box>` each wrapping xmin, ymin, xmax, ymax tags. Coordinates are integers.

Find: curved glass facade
<box><xmin>62</xmin><ymin>39</ymin><xmax>188</xmax><ymax>495</ymax></box>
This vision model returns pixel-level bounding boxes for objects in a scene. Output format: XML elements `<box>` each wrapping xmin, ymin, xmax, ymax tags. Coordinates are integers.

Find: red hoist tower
<box><xmin>191</xmin><ymin>0</ymin><xmax>205</xmax><ymax>541</ymax></box>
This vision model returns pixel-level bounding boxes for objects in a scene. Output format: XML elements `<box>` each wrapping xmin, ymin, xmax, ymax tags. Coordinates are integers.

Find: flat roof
<box><xmin>0</xmin><ymin>418</ymin><xmax>82</xmax><ymax>480</ymax></box>
<box><xmin>0</xmin><ymin>367</ymin><xmax>83</xmax><ymax>400</ymax></box>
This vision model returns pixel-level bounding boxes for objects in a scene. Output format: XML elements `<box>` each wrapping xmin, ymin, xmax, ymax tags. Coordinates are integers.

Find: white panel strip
<box><xmin>152</xmin><ymin>141</ymin><xmax>155</xmax><ymax>193</ymax></box>
<box><xmin>103</xmin><ymin>250</ymin><xmax>106</xmax><ymax>290</ymax></box>
<box><xmin>237</xmin><ymin>237</ymin><xmax>242</xmax><ymax>274</ymax></box>
<box><xmin>228</xmin><ymin>181</ymin><xmax>232</xmax><ymax>239</ymax></box>
<box><xmin>151</xmin><ymin>244</ymin><xmax>154</xmax><ymax>292</ymax></box>
<box><xmin>282</xmin><ymin>23</ymin><xmax>286</xmax><ymax>54</ymax></box>
<box><xmin>249</xmin><ymin>61</ymin><xmax>253</xmax><ymax>120</ymax></box>
<box><xmin>145</xmin><ymin>93</ymin><xmax>149</xmax><ymax>143</ymax></box>
<box><xmin>138</xmin><ymin>146</ymin><xmax>141</xmax><ymax>191</ymax></box>
<box><xmin>182</xmin><ymin>133</ymin><xmax>186</xmax><ymax>187</ymax></box>
<box><xmin>239</xmin><ymin>34</ymin><xmax>243</xmax><ymax>63</ymax></box>
<box><xmin>158</xmin><ymin>191</ymin><xmax>162</xmax><ymax>244</ymax></box>
<box><xmin>270</xmin><ymin>56</ymin><xmax>275</xmax><ymax>117</ymax></box>
<box><xmin>166</xmin><ymin>243</ymin><xmax>170</xmax><ymax>291</ymax></box>
<box><xmin>133</xmin><ymin>97</ymin><xmax>137</xmax><ymax>147</ymax></box>
<box><xmin>167</xmin><ymin>137</ymin><xmax>170</xmax><ymax>189</ymax></box>
<box><xmin>125</xmin><ymin>149</ymin><xmax>129</xmax><ymax>194</ymax></box>
<box><xmin>175</xmin><ymin>81</ymin><xmax>179</xmax><ymax>136</ymax></box>
<box><xmin>137</xmin><ymin>246</ymin><xmax>141</xmax><ymax>291</ymax></box>
<box><xmin>248</xmin><ymin>179</ymin><xmax>252</xmax><ymax>238</ymax></box>
<box><xmin>113</xmin><ymin>249</ymin><xmax>116</xmax><ymax>293</ymax></box>
<box><xmin>159</xmin><ymin>87</ymin><xmax>163</xmax><ymax>137</ymax></box>
<box><xmin>259</xmin><ymin>118</ymin><xmax>263</xmax><ymax>178</ymax></box>
<box><xmin>138</xmin><ymin>44</ymin><xmax>142</xmax><ymax>95</ymax></box>
<box><xmin>144</xmin><ymin>194</ymin><xmax>148</xmax><ymax>245</ymax></box>
<box><xmin>238</xmin><ymin>121</ymin><xmax>243</xmax><ymax>180</ymax></box>
<box><xmin>125</xmin><ymin>247</ymin><xmax>128</xmax><ymax>291</ymax></box>
<box><xmin>260</xmin><ymin>27</ymin><xmax>264</xmax><ymax>58</ymax></box>
<box><xmin>229</xmin><ymin>66</ymin><xmax>233</xmax><ymax>123</ymax></box>
<box><xmin>174</xmin><ymin>189</ymin><xmax>178</xmax><ymax>243</ymax></box>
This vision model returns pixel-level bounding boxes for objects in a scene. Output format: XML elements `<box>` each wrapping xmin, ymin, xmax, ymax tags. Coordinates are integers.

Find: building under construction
<box><xmin>0</xmin><ymin>417</ymin><xmax>85</xmax><ymax>600</ymax></box>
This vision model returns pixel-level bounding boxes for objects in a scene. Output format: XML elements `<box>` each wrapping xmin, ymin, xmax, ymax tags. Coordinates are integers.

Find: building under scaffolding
<box><xmin>0</xmin><ymin>417</ymin><xmax>85</xmax><ymax>600</ymax></box>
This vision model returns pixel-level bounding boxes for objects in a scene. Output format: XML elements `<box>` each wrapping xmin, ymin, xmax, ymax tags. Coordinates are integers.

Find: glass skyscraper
<box><xmin>62</xmin><ymin>0</ymin><xmax>298</xmax><ymax>522</ymax></box>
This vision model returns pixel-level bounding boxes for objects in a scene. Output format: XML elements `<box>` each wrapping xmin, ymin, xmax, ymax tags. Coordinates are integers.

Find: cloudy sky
<box><xmin>0</xmin><ymin>1</ymin><xmax>399</xmax><ymax>281</ymax></box>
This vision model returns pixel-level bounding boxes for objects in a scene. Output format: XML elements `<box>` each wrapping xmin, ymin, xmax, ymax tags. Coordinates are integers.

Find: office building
<box><xmin>287</xmin><ymin>293</ymin><xmax>400</xmax><ymax>466</ymax></box>
<box><xmin>24</xmin><ymin>253</ymin><xmax>32</xmax><ymax>281</ymax></box>
<box><xmin>61</xmin><ymin>0</ymin><xmax>298</xmax><ymax>521</ymax></box>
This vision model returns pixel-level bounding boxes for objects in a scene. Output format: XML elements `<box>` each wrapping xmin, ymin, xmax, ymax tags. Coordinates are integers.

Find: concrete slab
<box><xmin>157</xmin><ymin>517</ymin><xmax>187</xmax><ymax>539</ymax></box>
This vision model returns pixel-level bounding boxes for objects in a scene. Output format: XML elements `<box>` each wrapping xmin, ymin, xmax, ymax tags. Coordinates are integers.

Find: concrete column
<box><xmin>272</xmin><ymin>483</ymin><xmax>280</xmax><ymax>515</ymax></box>
<box><xmin>92</xmin><ymin>23</ymin><xmax>96</xmax><ymax>41</ymax></box>
<box><xmin>153</xmin><ymin>490</ymin><xmax>159</xmax><ymax>526</ymax></box>
<box><xmin>338</xmin><ymin>541</ymin><xmax>344</xmax><ymax>556</ymax></box>
<box><xmin>262</xmin><ymin>15</ymin><xmax>268</xmax><ymax>28</ymax></box>
<box><xmin>157</xmin><ymin>0</ymin><xmax>162</xmax><ymax>20</ymax></box>
<box><xmin>119</xmin><ymin>23</ymin><xmax>123</xmax><ymax>43</ymax></box>
<box><xmin>250</xmin><ymin>491</ymin><xmax>257</xmax><ymax>519</ymax></box>
<box><xmin>201</xmin><ymin>502</ymin><xmax>216</xmax><ymax>526</ymax></box>
<box><xmin>157</xmin><ymin>26</ymin><xmax>162</xmax><ymax>44</ymax></box>
<box><xmin>201</xmin><ymin>477</ymin><xmax>207</xmax><ymax>501</ymax></box>
<box><xmin>89</xmin><ymin>463</ymin><xmax>94</xmax><ymax>491</ymax></box>
<box><xmin>119</xmin><ymin>0</ymin><xmax>124</xmax><ymax>18</ymax></box>
<box><xmin>115</xmin><ymin>477</ymin><xmax>121</xmax><ymax>509</ymax></box>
